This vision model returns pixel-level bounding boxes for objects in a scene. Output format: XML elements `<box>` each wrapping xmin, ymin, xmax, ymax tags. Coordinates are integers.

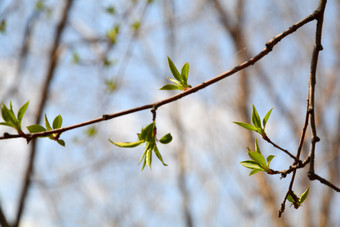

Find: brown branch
<box><xmin>13</xmin><ymin>1</ymin><xmax>74</xmax><ymax>227</ymax></box>
<box><xmin>0</xmin><ymin>204</ymin><xmax>9</xmax><ymax>227</ymax></box>
<box><xmin>0</xmin><ymin>11</ymin><xmax>318</xmax><ymax>142</ymax></box>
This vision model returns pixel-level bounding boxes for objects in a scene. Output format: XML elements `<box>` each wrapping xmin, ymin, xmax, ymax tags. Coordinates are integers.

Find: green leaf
<box><xmin>248</xmin><ymin>151</ymin><xmax>266</xmax><ymax>168</ymax></box>
<box><xmin>0</xmin><ymin>122</ymin><xmax>16</xmax><ymax>127</ymax></box>
<box><xmin>105</xmin><ymin>5</ymin><xmax>115</xmax><ymax>14</ymax></box>
<box><xmin>44</xmin><ymin>115</ymin><xmax>52</xmax><ymax>130</ymax></box>
<box><xmin>1</xmin><ymin>103</ymin><xmax>17</xmax><ymax>126</ymax></box>
<box><xmin>160</xmin><ymin>84</ymin><xmax>182</xmax><ymax>90</ymax></box>
<box><xmin>139</xmin><ymin>149</ymin><xmax>148</xmax><ymax>164</ymax></box>
<box><xmin>299</xmin><ymin>187</ymin><xmax>310</xmax><ymax>204</ymax></box>
<box><xmin>27</xmin><ymin>124</ymin><xmax>46</xmax><ymax>133</ymax></box>
<box><xmin>153</xmin><ymin>145</ymin><xmax>167</xmax><ymax>166</ymax></box>
<box><xmin>57</xmin><ymin>139</ymin><xmax>65</xmax><ymax>146</ymax></box>
<box><xmin>52</xmin><ymin>115</ymin><xmax>63</xmax><ymax>129</ymax></box>
<box><xmin>233</xmin><ymin>122</ymin><xmax>258</xmax><ymax>131</ymax></box>
<box><xmin>167</xmin><ymin>57</ymin><xmax>182</xmax><ymax>83</ymax></box>
<box><xmin>108</xmin><ymin>139</ymin><xmax>144</xmax><ymax>148</ymax></box>
<box><xmin>146</xmin><ymin>148</ymin><xmax>152</xmax><ymax>169</ymax></box>
<box><xmin>240</xmin><ymin>160</ymin><xmax>263</xmax><ymax>170</ymax></box>
<box><xmin>159</xmin><ymin>133</ymin><xmax>172</xmax><ymax>144</ymax></box>
<box><xmin>140</xmin><ymin>122</ymin><xmax>155</xmax><ymax>141</ymax></box>
<box><xmin>181</xmin><ymin>63</ymin><xmax>189</xmax><ymax>84</ymax></box>
<box><xmin>249</xmin><ymin>169</ymin><xmax>263</xmax><ymax>176</ymax></box>
<box><xmin>17</xmin><ymin>101</ymin><xmax>29</xmax><ymax>128</ymax></box>
<box><xmin>287</xmin><ymin>194</ymin><xmax>294</xmax><ymax>203</ymax></box>
<box><xmin>263</xmin><ymin>108</ymin><xmax>273</xmax><ymax>128</ymax></box>
<box><xmin>251</xmin><ymin>105</ymin><xmax>262</xmax><ymax>129</ymax></box>
<box><xmin>267</xmin><ymin>155</ymin><xmax>275</xmax><ymax>166</ymax></box>
<box><xmin>254</xmin><ymin>138</ymin><xmax>261</xmax><ymax>154</ymax></box>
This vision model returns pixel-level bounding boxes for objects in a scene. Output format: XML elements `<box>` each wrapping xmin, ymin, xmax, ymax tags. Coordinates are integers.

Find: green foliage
<box><xmin>0</xmin><ymin>19</ymin><xmax>6</xmax><ymax>33</ymax></box>
<box><xmin>160</xmin><ymin>57</ymin><xmax>192</xmax><ymax>91</ymax></box>
<box><xmin>287</xmin><ymin>187</ymin><xmax>310</xmax><ymax>209</ymax></box>
<box><xmin>27</xmin><ymin>114</ymin><xmax>65</xmax><ymax>146</ymax></box>
<box><xmin>109</xmin><ymin>122</ymin><xmax>172</xmax><ymax>170</ymax></box>
<box><xmin>233</xmin><ymin>105</ymin><xmax>273</xmax><ymax>137</ymax></box>
<box><xmin>72</xmin><ymin>52</ymin><xmax>80</xmax><ymax>64</ymax></box>
<box><xmin>107</xmin><ymin>25</ymin><xmax>120</xmax><ymax>44</ymax></box>
<box><xmin>131</xmin><ymin>21</ymin><xmax>141</xmax><ymax>31</ymax></box>
<box><xmin>240</xmin><ymin>139</ymin><xmax>275</xmax><ymax>175</ymax></box>
<box><xmin>0</xmin><ymin>101</ymin><xmax>29</xmax><ymax>134</ymax></box>
<box><xmin>105</xmin><ymin>5</ymin><xmax>115</xmax><ymax>14</ymax></box>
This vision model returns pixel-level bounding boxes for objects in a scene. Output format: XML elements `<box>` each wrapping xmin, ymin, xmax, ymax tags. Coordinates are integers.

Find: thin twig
<box><xmin>0</xmin><ymin>11</ymin><xmax>318</xmax><ymax>142</ymax></box>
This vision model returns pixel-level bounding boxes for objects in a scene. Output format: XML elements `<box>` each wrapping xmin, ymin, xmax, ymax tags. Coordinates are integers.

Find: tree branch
<box><xmin>0</xmin><ymin>11</ymin><xmax>318</xmax><ymax>142</ymax></box>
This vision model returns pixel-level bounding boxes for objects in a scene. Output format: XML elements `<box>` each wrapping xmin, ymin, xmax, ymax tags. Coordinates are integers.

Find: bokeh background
<box><xmin>0</xmin><ymin>0</ymin><xmax>339</xmax><ymax>226</ymax></box>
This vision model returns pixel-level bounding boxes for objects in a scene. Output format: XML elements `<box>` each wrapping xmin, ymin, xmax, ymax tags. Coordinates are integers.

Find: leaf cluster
<box><xmin>27</xmin><ymin>114</ymin><xmax>65</xmax><ymax>146</ymax></box>
<box><xmin>109</xmin><ymin>122</ymin><xmax>172</xmax><ymax>170</ymax></box>
<box><xmin>234</xmin><ymin>105</ymin><xmax>273</xmax><ymax>137</ymax></box>
<box><xmin>160</xmin><ymin>57</ymin><xmax>192</xmax><ymax>91</ymax></box>
<box><xmin>287</xmin><ymin>187</ymin><xmax>310</xmax><ymax>209</ymax></box>
<box><xmin>240</xmin><ymin>139</ymin><xmax>275</xmax><ymax>175</ymax></box>
<box><xmin>0</xmin><ymin>101</ymin><xmax>29</xmax><ymax>135</ymax></box>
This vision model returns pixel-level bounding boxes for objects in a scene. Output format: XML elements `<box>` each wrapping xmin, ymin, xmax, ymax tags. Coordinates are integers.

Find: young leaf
<box><xmin>240</xmin><ymin>160</ymin><xmax>263</xmax><ymax>170</ymax></box>
<box><xmin>1</xmin><ymin>104</ymin><xmax>17</xmax><ymax>126</ymax></box>
<box><xmin>254</xmin><ymin>139</ymin><xmax>261</xmax><ymax>154</ymax></box>
<box><xmin>160</xmin><ymin>84</ymin><xmax>182</xmax><ymax>90</ymax></box>
<box><xmin>249</xmin><ymin>169</ymin><xmax>263</xmax><ymax>176</ymax></box>
<box><xmin>52</xmin><ymin>115</ymin><xmax>63</xmax><ymax>129</ymax></box>
<box><xmin>159</xmin><ymin>133</ymin><xmax>172</xmax><ymax>144</ymax></box>
<box><xmin>27</xmin><ymin>124</ymin><xmax>46</xmax><ymax>133</ymax></box>
<box><xmin>17</xmin><ymin>101</ymin><xmax>29</xmax><ymax>128</ymax></box>
<box><xmin>57</xmin><ymin>139</ymin><xmax>65</xmax><ymax>147</ymax></box>
<box><xmin>108</xmin><ymin>139</ymin><xmax>144</xmax><ymax>148</ymax></box>
<box><xmin>299</xmin><ymin>187</ymin><xmax>310</xmax><ymax>204</ymax></box>
<box><xmin>181</xmin><ymin>63</ymin><xmax>189</xmax><ymax>84</ymax></box>
<box><xmin>233</xmin><ymin>122</ymin><xmax>258</xmax><ymax>131</ymax></box>
<box><xmin>266</xmin><ymin>155</ymin><xmax>275</xmax><ymax>166</ymax></box>
<box><xmin>167</xmin><ymin>57</ymin><xmax>182</xmax><ymax>83</ymax></box>
<box><xmin>263</xmin><ymin>108</ymin><xmax>273</xmax><ymax>128</ymax></box>
<box><xmin>153</xmin><ymin>145</ymin><xmax>167</xmax><ymax>166</ymax></box>
<box><xmin>248</xmin><ymin>151</ymin><xmax>266</xmax><ymax>168</ymax></box>
<box><xmin>251</xmin><ymin>105</ymin><xmax>262</xmax><ymax>128</ymax></box>
<box><xmin>146</xmin><ymin>148</ymin><xmax>152</xmax><ymax>169</ymax></box>
<box><xmin>44</xmin><ymin>115</ymin><xmax>52</xmax><ymax>130</ymax></box>
<box><xmin>140</xmin><ymin>122</ymin><xmax>155</xmax><ymax>141</ymax></box>
<box><xmin>0</xmin><ymin>122</ymin><xmax>16</xmax><ymax>127</ymax></box>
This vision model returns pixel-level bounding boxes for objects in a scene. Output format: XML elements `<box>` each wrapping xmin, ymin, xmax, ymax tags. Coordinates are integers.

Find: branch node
<box><xmin>102</xmin><ymin>114</ymin><xmax>110</xmax><ymax>120</ymax></box>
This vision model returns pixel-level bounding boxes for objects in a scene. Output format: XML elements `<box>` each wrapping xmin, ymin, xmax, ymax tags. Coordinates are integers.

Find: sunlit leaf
<box><xmin>27</xmin><ymin>124</ymin><xmax>46</xmax><ymax>133</ymax></box>
<box><xmin>267</xmin><ymin>155</ymin><xmax>275</xmax><ymax>166</ymax></box>
<box><xmin>181</xmin><ymin>63</ymin><xmax>189</xmax><ymax>84</ymax></box>
<box><xmin>249</xmin><ymin>169</ymin><xmax>263</xmax><ymax>176</ymax></box>
<box><xmin>52</xmin><ymin>115</ymin><xmax>63</xmax><ymax>129</ymax></box>
<box><xmin>146</xmin><ymin>148</ymin><xmax>152</xmax><ymax>169</ymax></box>
<box><xmin>263</xmin><ymin>108</ymin><xmax>273</xmax><ymax>128</ymax></box>
<box><xmin>140</xmin><ymin>122</ymin><xmax>155</xmax><ymax>141</ymax></box>
<box><xmin>108</xmin><ymin>139</ymin><xmax>144</xmax><ymax>148</ymax></box>
<box><xmin>153</xmin><ymin>145</ymin><xmax>167</xmax><ymax>166</ymax></box>
<box><xmin>160</xmin><ymin>84</ymin><xmax>182</xmax><ymax>90</ymax></box>
<box><xmin>240</xmin><ymin>160</ymin><xmax>263</xmax><ymax>170</ymax></box>
<box><xmin>167</xmin><ymin>57</ymin><xmax>182</xmax><ymax>83</ymax></box>
<box><xmin>233</xmin><ymin>122</ymin><xmax>258</xmax><ymax>131</ymax></box>
<box><xmin>44</xmin><ymin>115</ymin><xmax>52</xmax><ymax>131</ymax></box>
<box><xmin>251</xmin><ymin>105</ymin><xmax>262</xmax><ymax>128</ymax></box>
<box><xmin>300</xmin><ymin>187</ymin><xmax>310</xmax><ymax>204</ymax></box>
<box><xmin>17</xmin><ymin>101</ymin><xmax>29</xmax><ymax>128</ymax></box>
<box><xmin>248</xmin><ymin>151</ymin><xmax>266</xmax><ymax>168</ymax></box>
